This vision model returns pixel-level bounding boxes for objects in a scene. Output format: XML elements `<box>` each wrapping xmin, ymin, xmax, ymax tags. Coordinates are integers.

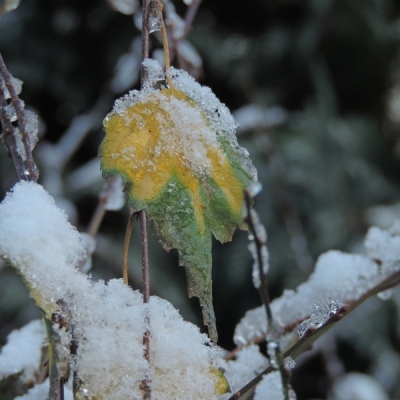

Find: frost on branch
<box><xmin>234</xmin><ymin>224</ymin><xmax>400</xmax><ymax>346</ymax></box>
<box><xmin>297</xmin><ymin>299</ymin><xmax>344</xmax><ymax>338</ymax></box>
<box><xmin>0</xmin><ymin>182</ymin><xmax>229</xmax><ymax>399</ymax></box>
<box><xmin>0</xmin><ymin>75</ymin><xmax>39</xmax><ymax>162</ymax></box>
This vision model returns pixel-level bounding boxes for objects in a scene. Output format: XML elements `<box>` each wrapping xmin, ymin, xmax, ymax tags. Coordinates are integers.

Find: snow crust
<box><xmin>254</xmin><ymin>371</ymin><xmax>297</xmax><ymax>400</ymax></box>
<box><xmin>226</xmin><ymin>344</ymin><xmax>269</xmax><ymax>392</ymax></box>
<box><xmin>0</xmin><ymin>181</ymin><xmax>227</xmax><ymax>399</ymax></box>
<box><xmin>0</xmin><ymin>319</ymin><xmax>45</xmax><ymax>381</ymax></box>
<box><xmin>15</xmin><ymin>379</ymin><xmax>73</xmax><ymax>400</ymax></box>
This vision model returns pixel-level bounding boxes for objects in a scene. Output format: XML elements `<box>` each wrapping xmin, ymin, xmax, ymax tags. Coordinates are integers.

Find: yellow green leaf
<box><xmin>100</xmin><ymin>60</ymin><xmax>257</xmax><ymax>342</ymax></box>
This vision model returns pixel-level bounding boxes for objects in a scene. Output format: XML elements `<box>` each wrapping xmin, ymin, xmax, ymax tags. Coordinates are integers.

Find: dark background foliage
<box><xmin>2</xmin><ymin>0</ymin><xmax>400</xmax><ymax>398</ymax></box>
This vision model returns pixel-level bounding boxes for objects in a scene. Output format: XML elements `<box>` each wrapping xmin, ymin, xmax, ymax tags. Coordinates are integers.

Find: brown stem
<box><xmin>0</xmin><ymin>52</ymin><xmax>39</xmax><ymax>181</ymax></box>
<box><xmin>140</xmin><ymin>210</ymin><xmax>151</xmax><ymax>302</ymax></box>
<box><xmin>158</xmin><ymin>2</ymin><xmax>172</xmax><ymax>86</ymax></box>
<box><xmin>122</xmin><ymin>212</ymin><xmax>136</xmax><ymax>285</ymax></box>
<box><xmin>139</xmin><ymin>1</ymin><xmax>152</xmax><ymax>397</ymax></box>
<box><xmin>141</xmin><ymin>0</ymin><xmax>151</xmax><ymax>84</ymax></box>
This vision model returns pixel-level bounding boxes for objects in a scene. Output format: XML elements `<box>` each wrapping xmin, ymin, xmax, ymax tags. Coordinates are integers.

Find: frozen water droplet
<box><xmin>149</xmin><ymin>17</ymin><xmax>161</xmax><ymax>33</ymax></box>
<box><xmin>297</xmin><ymin>299</ymin><xmax>344</xmax><ymax>338</ymax></box>
<box><xmin>183</xmin><ymin>0</ymin><xmax>193</xmax><ymax>5</ymax></box>
<box><xmin>247</xmin><ymin>181</ymin><xmax>262</xmax><ymax>197</ymax></box>
<box><xmin>284</xmin><ymin>356</ymin><xmax>296</xmax><ymax>370</ymax></box>
<box><xmin>267</xmin><ymin>341</ymin><xmax>279</xmax><ymax>368</ymax></box>
<box><xmin>24</xmin><ymin>169</ymin><xmax>30</xmax><ymax>176</ymax></box>
<box><xmin>377</xmin><ymin>289</ymin><xmax>393</xmax><ymax>300</ymax></box>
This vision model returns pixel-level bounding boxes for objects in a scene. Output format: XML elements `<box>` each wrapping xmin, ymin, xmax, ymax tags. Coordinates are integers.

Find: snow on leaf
<box><xmin>100</xmin><ymin>61</ymin><xmax>257</xmax><ymax>342</ymax></box>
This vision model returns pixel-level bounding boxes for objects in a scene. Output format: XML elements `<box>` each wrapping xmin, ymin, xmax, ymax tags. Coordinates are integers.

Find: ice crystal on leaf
<box><xmin>100</xmin><ymin>60</ymin><xmax>257</xmax><ymax>342</ymax></box>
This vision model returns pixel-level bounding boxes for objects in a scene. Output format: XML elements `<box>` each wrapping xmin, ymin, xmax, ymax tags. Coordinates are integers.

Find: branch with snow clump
<box><xmin>227</xmin><ymin>222</ymin><xmax>400</xmax><ymax>399</ymax></box>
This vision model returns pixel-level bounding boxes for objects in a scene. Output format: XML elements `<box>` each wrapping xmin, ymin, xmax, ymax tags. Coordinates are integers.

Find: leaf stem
<box><xmin>159</xmin><ymin>3</ymin><xmax>172</xmax><ymax>86</ymax></box>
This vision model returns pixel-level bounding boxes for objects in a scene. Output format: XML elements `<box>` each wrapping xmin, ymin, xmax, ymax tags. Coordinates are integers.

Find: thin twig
<box><xmin>141</xmin><ymin>0</ymin><xmax>151</xmax><ymax>83</ymax></box>
<box><xmin>139</xmin><ymin>210</ymin><xmax>151</xmax><ymax>391</ymax></box>
<box><xmin>87</xmin><ymin>175</ymin><xmax>124</xmax><ymax>237</ymax></box>
<box><xmin>243</xmin><ymin>189</ymin><xmax>273</xmax><ymax>330</ymax></box>
<box><xmin>139</xmin><ymin>1</ymin><xmax>152</xmax><ymax>398</ymax></box>
<box><xmin>122</xmin><ymin>212</ymin><xmax>136</xmax><ymax>285</ymax></box>
<box><xmin>183</xmin><ymin>0</ymin><xmax>203</xmax><ymax>37</ymax></box>
<box><xmin>87</xmin><ymin>196</ymin><xmax>107</xmax><ymax>238</ymax></box>
<box><xmin>157</xmin><ymin>1</ymin><xmax>172</xmax><ymax>86</ymax></box>
<box><xmin>140</xmin><ymin>210</ymin><xmax>150</xmax><ymax>302</ymax></box>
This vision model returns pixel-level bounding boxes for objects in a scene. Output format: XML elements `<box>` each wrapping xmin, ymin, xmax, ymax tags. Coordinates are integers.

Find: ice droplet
<box><xmin>183</xmin><ymin>0</ymin><xmax>193</xmax><ymax>5</ymax></box>
<box><xmin>377</xmin><ymin>289</ymin><xmax>393</xmax><ymax>301</ymax></box>
<box><xmin>284</xmin><ymin>356</ymin><xmax>296</xmax><ymax>370</ymax></box>
<box><xmin>267</xmin><ymin>341</ymin><xmax>279</xmax><ymax>369</ymax></box>
<box><xmin>247</xmin><ymin>181</ymin><xmax>262</xmax><ymax>197</ymax></box>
